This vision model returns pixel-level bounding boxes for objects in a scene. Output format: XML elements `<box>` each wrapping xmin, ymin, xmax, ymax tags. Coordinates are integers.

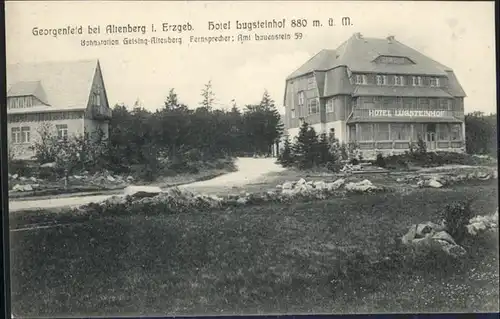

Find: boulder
<box><xmin>126</xmin><ymin>175</ymin><xmax>134</xmax><ymax>182</ymax></box>
<box><xmin>345</xmin><ymin>179</ymin><xmax>377</xmax><ymax>192</ymax></box>
<box><xmin>313</xmin><ymin>181</ymin><xmax>327</xmax><ymax>190</ymax></box>
<box><xmin>12</xmin><ymin>174</ymin><xmax>19</xmax><ymax>179</ymax></box>
<box><xmin>276</xmin><ymin>184</ymin><xmax>283</xmax><ymax>190</ymax></box>
<box><xmin>102</xmin><ymin>195</ymin><xmax>127</xmax><ymax>206</ymax></box>
<box><xmin>236</xmin><ymin>197</ymin><xmax>248</xmax><ymax>205</ymax></box>
<box><xmin>30</xmin><ymin>176</ymin><xmax>38</xmax><ymax>182</ymax></box>
<box><xmin>40</xmin><ymin>162</ymin><xmax>56</xmax><ymax>168</ymax></box>
<box><xmin>427</xmin><ymin>179</ymin><xmax>443</xmax><ymax>188</ymax></box>
<box><xmin>19</xmin><ymin>176</ymin><xmax>27</xmax><ymax>181</ymax></box>
<box><xmin>107</xmin><ymin>176</ymin><xmax>116</xmax><ymax>182</ymax></box>
<box><xmin>402</xmin><ymin>222</ymin><xmax>466</xmax><ymax>258</ymax></box>
<box><xmin>282</xmin><ymin>182</ymin><xmax>293</xmax><ymax>190</ymax></box>
<box><xmin>296</xmin><ymin>178</ymin><xmax>307</xmax><ymax>186</ymax></box>
<box><xmin>326</xmin><ymin>178</ymin><xmax>345</xmax><ymax>191</ymax></box>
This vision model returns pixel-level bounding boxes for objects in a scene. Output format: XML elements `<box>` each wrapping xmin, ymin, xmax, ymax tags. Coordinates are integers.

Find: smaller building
<box><xmin>6</xmin><ymin>59</ymin><xmax>112</xmax><ymax>160</ymax></box>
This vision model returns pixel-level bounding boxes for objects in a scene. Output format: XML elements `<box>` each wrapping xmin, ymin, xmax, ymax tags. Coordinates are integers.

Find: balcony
<box><xmin>91</xmin><ymin>104</ymin><xmax>112</xmax><ymax>120</ymax></box>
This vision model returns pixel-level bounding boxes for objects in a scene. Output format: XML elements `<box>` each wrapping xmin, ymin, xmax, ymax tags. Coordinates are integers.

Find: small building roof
<box><xmin>7</xmin><ymin>59</ymin><xmax>100</xmax><ymax>113</ymax></box>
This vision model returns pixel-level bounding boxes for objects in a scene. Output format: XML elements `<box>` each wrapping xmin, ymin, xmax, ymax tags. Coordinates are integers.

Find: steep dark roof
<box><xmin>7</xmin><ymin>59</ymin><xmax>99</xmax><ymax>114</ymax></box>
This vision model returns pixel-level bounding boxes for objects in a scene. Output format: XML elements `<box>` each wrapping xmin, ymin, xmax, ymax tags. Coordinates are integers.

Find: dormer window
<box><xmin>355</xmin><ymin>74</ymin><xmax>367</xmax><ymax>85</ymax></box>
<box><xmin>394</xmin><ymin>76</ymin><xmax>404</xmax><ymax>86</ymax></box>
<box><xmin>375</xmin><ymin>55</ymin><xmax>415</xmax><ymax>65</ymax></box>
<box><xmin>7</xmin><ymin>96</ymin><xmax>35</xmax><ymax>109</ymax></box>
<box><xmin>430</xmin><ymin>77</ymin><xmax>440</xmax><ymax>87</ymax></box>
<box><xmin>412</xmin><ymin>76</ymin><xmax>423</xmax><ymax>86</ymax></box>
<box><xmin>376</xmin><ymin>75</ymin><xmax>387</xmax><ymax>86</ymax></box>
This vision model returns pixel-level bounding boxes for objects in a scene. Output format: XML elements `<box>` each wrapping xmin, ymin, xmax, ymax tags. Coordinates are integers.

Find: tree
<box><xmin>317</xmin><ymin>133</ymin><xmax>331</xmax><ymax>165</ymax></box>
<box><xmin>292</xmin><ymin>122</ymin><xmax>319</xmax><ymax>169</ymax></box>
<box><xmin>465</xmin><ymin>111</ymin><xmax>497</xmax><ymax>156</ymax></box>
<box><xmin>200</xmin><ymin>80</ymin><xmax>215</xmax><ymax>111</ymax></box>
<box><xmin>243</xmin><ymin>90</ymin><xmax>284</xmax><ymax>155</ymax></box>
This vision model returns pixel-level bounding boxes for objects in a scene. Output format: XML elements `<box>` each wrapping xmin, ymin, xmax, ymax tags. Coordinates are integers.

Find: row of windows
<box><xmin>7</xmin><ymin>96</ymin><xmax>38</xmax><ymax>109</ymax></box>
<box><xmin>355</xmin><ymin>97</ymin><xmax>455</xmax><ymax>111</ymax></box>
<box><xmin>354</xmin><ymin>123</ymin><xmax>462</xmax><ymax>142</ymax></box>
<box><xmin>376</xmin><ymin>56</ymin><xmax>413</xmax><ymax>65</ymax></box>
<box><xmin>10</xmin><ymin>124</ymin><xmax>69</xmax><ymax>144</ymax></box>
<box><xmin>8</xmin><ymin>111</ymin><xmax>84</xmax><ymax>123</ymax></box>
<box><xmin>354</xmin><ymin>74</ymin><xmax>442</xmax><ymax>87</ymax></box>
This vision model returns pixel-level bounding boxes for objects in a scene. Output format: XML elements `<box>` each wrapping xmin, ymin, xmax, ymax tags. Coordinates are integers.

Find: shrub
<box><xmin>441</xmin><ymin>199</ymin><xmax>476</xmax><ymax>244</ymax></box>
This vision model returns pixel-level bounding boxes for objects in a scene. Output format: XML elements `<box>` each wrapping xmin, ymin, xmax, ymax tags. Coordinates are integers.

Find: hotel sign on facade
<box><xmin>368</xmin><ymin>109</ymin><xmax>447</xmax><ymax>117</ymax></box>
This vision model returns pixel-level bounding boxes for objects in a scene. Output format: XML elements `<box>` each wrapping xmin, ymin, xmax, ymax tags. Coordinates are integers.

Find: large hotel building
<box><xmin>283</xmin><ymin>33</ymin><xmax>466</xmax><ymax>159</ymax></box>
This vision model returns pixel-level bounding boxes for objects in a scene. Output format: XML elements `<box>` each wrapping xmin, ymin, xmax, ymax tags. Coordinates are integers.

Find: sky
<box><xmin>5</xmin><ymin>1</ymin><xmax>497</xmax><ymax>115</ymax></box>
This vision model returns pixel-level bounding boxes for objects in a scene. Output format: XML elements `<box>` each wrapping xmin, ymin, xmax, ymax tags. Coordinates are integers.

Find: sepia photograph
<box><xmin>4</xmin><ymin>1</ymin><xmax>498</xmax><ymax>317</ymax></box>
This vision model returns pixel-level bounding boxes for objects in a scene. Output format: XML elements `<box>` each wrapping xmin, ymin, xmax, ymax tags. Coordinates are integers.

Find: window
<box><xmin>395</xmin><ymin>97</ymin><xmax>402</xmax><ymax>106</ymax></box>
<box><xmin>439</xmin><ymin>99</ymin><xmax>448</xmax><ymax>110</ymax></box>
<box><xmin>349</xmin><ymin>126</ymin><xmax>356</xmax><ymax>142</ymax></box>
<box><xmin>362</xmin><ymin>97</ymin><xmax>375</xmax><ymax>109</ymax></box>
<box><xmin>355</xmin><ymin>74</ymin><xmax>367</xmax><ymax>85</ymax></box>
<box><xmin>447</xmin><ymin>99</ymin><xmax>453</xmax><ymax>110</ymax></box>
<box><xmin>308</xmin><ymin>98</ymin><xmax>319</xmax><ymax>114</ymax></box>
<box><xmin>298</xmin><ymin>91</ymin><xmax>305</xmax><ymax>106</ymax></box>
<box><xmin>375</xmin><ymin>123</ymin><xmax>390</xmax><ymax>140</ymax></box>
<box><xmin>291</xmin><ymin>109</ymin><xmax>296</xmax><ymax>119</ymax></box>
<box><xmin>359</xmin><ymin>124</ymin><xmax>373</xmax><ymax>141</ymax></box>
<box><xmin>419</xmin><ymin>98</ymin><xmax>429</xmax><ymax>108</ymax></box>
<box><xmin>307</xmin><ymin>76</ymin><xmax>316</xmax><ymax>90</ymax></box>
<box><xmin>412</xmin><ymin>124</ymin><xmax>425</xmax><ymax>141</ymax></box>
<box><xmin>403</xmin><ymin>97</ymin><xmax>415</xmax><ymax>110</ymax></box>
<box><xmin>56</xmin><ymin>124</ymin><xmax>69</xmax><ymax>139</ymax></box>
<box><xmin>429</xmin><ymin>99</ymin><xmax>437</xmax><ymax>108</ymax></box>
<box><xmin>412</xmin><ymin>76</ymin><xmax>423</xmax><ymax>86</ymax></box>
<box><xmin>383</xmin><ymin>75</ymin><xmax>388</xmax><ymax>85</ymax></box>
<box><xmin>394</xmin><ymin>75</ymin><xmax>404</xmax><ymax>86</ymax></box>
<box><xmin>391</xmin><ymin>124</ymin><xmax>410</xmax><ymax>140</ymax></box>
<box><xmin>450</xmin><ymin>124</ymin><xmax>462</xmax><ymax>141</ymax></box>
<box><xmin>430</xmin><ymin>77</ymin><xmax>440</xmax><ymax>87</ymax></box>
<box><xmin>21</xmin><ymin>126</ymin><xmax>30</xmax><ymax>143</ymax></box>
<box><xmin>376</xmin><ymin>75</ymin><xmax>383</xmax><ymax>85</ymax></box>
<box><xmin>11</xmin><ymin>126</ymin><xmax>30</xmax><ymax>143</ymax></box>
<box><xmin>377</xmin><ymin>56</ymin><xmax>412</xmax><ymax>64</ymax></box>
<box><xmin>326</xmin><ymin>99</ymin><xmax>334</xmax><ymax>113</ymax></box>
<box><xmin>437</xmin><ymin>124</ymin><xmax>450</xmax><ymax>141</ymax></box>
<box><xmin>11</xmin><ymin>127</ymin><xmax>21</xmax><ymax>144</ymax></box>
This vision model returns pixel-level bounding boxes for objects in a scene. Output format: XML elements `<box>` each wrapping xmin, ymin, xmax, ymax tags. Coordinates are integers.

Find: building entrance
<box><xmin>425</xmin><ymin>123</ymin><xmax>437</xmax><ymax>150</ymax></box>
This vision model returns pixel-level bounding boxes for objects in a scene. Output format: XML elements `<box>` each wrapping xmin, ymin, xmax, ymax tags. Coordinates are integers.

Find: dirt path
<box><xmin>8</xmin><ymin>158</ymin><xmax>285</xmax><ymax>212</ymax></box>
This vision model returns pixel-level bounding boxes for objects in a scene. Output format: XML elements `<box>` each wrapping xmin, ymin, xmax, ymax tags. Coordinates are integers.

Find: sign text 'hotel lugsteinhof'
<box><xmin>368</xmin><ymin>109</ymin><xmax>447</xmax><ymax>117</ymax></box>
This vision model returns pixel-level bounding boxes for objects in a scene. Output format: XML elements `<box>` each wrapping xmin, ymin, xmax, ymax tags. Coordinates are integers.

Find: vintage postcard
<box><xmin>5</xmin><ymin>1</ymin><xmax>498</xmax><ymax>317</ymax></box>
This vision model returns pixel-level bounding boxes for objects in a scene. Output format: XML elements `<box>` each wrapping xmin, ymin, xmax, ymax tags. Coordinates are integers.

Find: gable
<box><xmin>86</xmin><ymin>62</ymin><xmax>110</xmax><ymax>110</ymax></box>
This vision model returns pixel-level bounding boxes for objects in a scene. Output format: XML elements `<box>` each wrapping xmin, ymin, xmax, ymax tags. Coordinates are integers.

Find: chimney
<box><xmin>354</xmin><ymin>32</ymin><xmax>363</xmax><ymax>40</ymax></box>
<box><xmin>387</xmin><ymin>35</ymin><xmax>395</xmax><ymax>43</ymax></box>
